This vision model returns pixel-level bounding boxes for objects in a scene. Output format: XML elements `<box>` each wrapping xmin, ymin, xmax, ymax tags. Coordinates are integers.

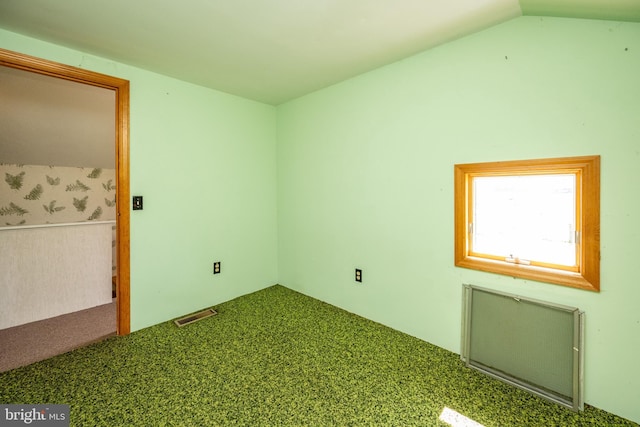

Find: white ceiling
<box><xmin>0</xmin><ymin>0</ymin><xmax>526</xmax><ymax>105</ymax></box>
<box><xmin>0</xmin><ymin>0</ymin><xmax>638</xmax><ymax>168</ymax></box>
<box><xmin>0</xmin><ymin>0</ymin><xmax>638</xmax><ymax>105</ymax></box>
<box><xmin>0</xmin><ymin>66</ymin><xmax>115</xmax><ymax>169</ymax></box>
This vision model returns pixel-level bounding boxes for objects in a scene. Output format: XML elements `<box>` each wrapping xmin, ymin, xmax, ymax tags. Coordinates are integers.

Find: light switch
<box><xmin>133</xmin><ymin>196</ymin><xmax>143</xmax><ymax>210</ymax></box>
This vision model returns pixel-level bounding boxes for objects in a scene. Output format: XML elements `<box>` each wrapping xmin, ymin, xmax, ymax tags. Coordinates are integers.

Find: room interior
<box><xmin>0</xmin><ymin>65</ymin><xmax>117</xmax><ymax>321</ymax></box>
<box><xmin>0</xmin><ymin>0</ymin><xmax>639</xmax><ymax>424</ymax></box>
<box><xmin>0</xmin><ymin>65</ymin><xmax>119</xmax><ymax>369</ymax></box>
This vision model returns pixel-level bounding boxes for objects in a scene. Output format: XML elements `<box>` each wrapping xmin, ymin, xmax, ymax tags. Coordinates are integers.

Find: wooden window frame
<box><xmin>454</xmin><ymin>155</ymin><xmax>600</xmax><ymax>292</ymax></box>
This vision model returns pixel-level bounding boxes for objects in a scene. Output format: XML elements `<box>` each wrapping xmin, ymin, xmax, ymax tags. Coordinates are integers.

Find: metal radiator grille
<box><xmin>461</xmin><ymin>285</ymin><xmax>584</xmax><ymax>411</ymax></box>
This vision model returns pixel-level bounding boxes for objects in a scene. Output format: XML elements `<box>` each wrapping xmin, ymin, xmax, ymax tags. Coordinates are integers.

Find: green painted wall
<box><xmin>3</xmin><ymin>14</ymin><xmax>640</xmax><ymax>424</ymax></box>
<box><xmin>277</xmin><ymin>17</ymin><xmax>640</xmax><ymax>423</ymax></box>
<box><xmin>0</xmin><ymin>29</ymin><xmax>279</xmax><ymax>332</ymax></box>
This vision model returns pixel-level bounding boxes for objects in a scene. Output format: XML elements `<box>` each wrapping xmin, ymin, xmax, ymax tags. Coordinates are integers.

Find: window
<box><xmin>454</xmin><ymin>156</ymin><xmax>600</xmax><ymax>291</ymax></box>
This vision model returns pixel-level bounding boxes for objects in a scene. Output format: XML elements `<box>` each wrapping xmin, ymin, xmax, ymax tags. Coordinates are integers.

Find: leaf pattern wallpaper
<box><xmin>1</xmin><ymin>164</ymin><xmax>116</xmax><ymax>227</ymax></box>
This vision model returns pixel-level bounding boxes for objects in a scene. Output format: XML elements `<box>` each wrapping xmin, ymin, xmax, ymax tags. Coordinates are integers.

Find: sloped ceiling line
<box><xmin>0</xmin><ymin>0</ymin><xmax>638</xmax><ymax>105</ymax></box>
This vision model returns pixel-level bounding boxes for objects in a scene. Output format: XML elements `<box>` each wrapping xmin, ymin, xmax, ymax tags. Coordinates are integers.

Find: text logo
<box><xmin>0</xmin><ymin>405</ymin><xmax>69</xmax><ymax>426</ymax></box>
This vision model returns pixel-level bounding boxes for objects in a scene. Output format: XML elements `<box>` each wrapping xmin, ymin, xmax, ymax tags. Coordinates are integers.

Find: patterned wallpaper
<box><xmin>1</xmin><ymin>163</ymin><xmax>116</xmax><ymax>227</ymax></box>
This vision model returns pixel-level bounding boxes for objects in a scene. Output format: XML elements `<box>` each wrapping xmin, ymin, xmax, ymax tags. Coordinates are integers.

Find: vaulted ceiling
<box><xmin>1</xmin><ymin>0</ymin><xmax>639</xmax><ymax>105</ymax></box>
<box><xmin>0</xmin><ymin>0</ymin><xmax>638</xmax><ymax>168</ymax></box>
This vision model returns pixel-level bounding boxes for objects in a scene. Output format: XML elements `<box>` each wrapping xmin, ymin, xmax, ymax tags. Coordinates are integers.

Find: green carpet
<box><xmin>0</xmin><ymin>285</ymin><xmax>636</xmax><ymax>426</ymax></box>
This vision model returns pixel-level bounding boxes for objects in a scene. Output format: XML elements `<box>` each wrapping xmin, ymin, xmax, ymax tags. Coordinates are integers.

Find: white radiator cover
<box><xmin>461</xmin><ymin>284</ymin><xmax>584</xmax><ymax>411</ymax></box>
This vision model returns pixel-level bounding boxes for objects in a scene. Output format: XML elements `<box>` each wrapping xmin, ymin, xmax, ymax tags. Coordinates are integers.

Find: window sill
<box><xmin>455</xmin><ymin>256</ymin><xmax>599</xmax><ymax>292</ymax></box>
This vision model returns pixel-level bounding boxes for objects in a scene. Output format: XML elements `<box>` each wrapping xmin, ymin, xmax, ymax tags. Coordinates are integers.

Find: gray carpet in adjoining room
<box><xmin>0</xmin><ymin>302</ymin><xmax>115</xmax><ymax>372</ymax></box>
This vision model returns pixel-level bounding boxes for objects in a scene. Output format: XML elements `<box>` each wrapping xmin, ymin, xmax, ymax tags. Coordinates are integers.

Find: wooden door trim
<box><xmin>0</xmin><ymin>48</ymin><xmax>131</xmax><ymax>335</ymax></box>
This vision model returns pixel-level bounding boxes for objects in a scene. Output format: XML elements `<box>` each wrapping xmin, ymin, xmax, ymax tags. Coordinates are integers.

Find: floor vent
<box><xmin>174</xmin><ymin>308</ymin><xmax>217</xmax><ymax>327</ymax></box>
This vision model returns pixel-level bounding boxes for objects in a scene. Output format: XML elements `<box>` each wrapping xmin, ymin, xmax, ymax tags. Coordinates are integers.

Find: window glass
<box><xmin>472</xmin><ymin>174</ymin><xmax>576</xmax><ymax>268</ymax></box>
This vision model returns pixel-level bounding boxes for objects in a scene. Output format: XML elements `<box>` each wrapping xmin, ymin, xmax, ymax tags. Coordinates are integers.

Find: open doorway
<box><xmin>0</xmin><ymin>48</ymin><xmax>130</xmax><ymax>344</ymax></box>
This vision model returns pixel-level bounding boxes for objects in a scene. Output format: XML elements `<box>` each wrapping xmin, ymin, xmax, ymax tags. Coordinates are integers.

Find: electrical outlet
<box><xmin>355</xmin><ymin>268</ymin><xmax>362</xmax><ymax>283</ymax></box>
<box><xmin>213</xmin><ymin>261</ymin><xmax>221</xmax><ymax>274</ymax></box>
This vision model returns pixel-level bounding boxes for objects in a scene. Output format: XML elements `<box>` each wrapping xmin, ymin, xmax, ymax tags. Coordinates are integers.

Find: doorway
<box><xmin>0</xmin><ymin>47</ymin><xmax>130</xmax><ymax>335</ymax></box>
